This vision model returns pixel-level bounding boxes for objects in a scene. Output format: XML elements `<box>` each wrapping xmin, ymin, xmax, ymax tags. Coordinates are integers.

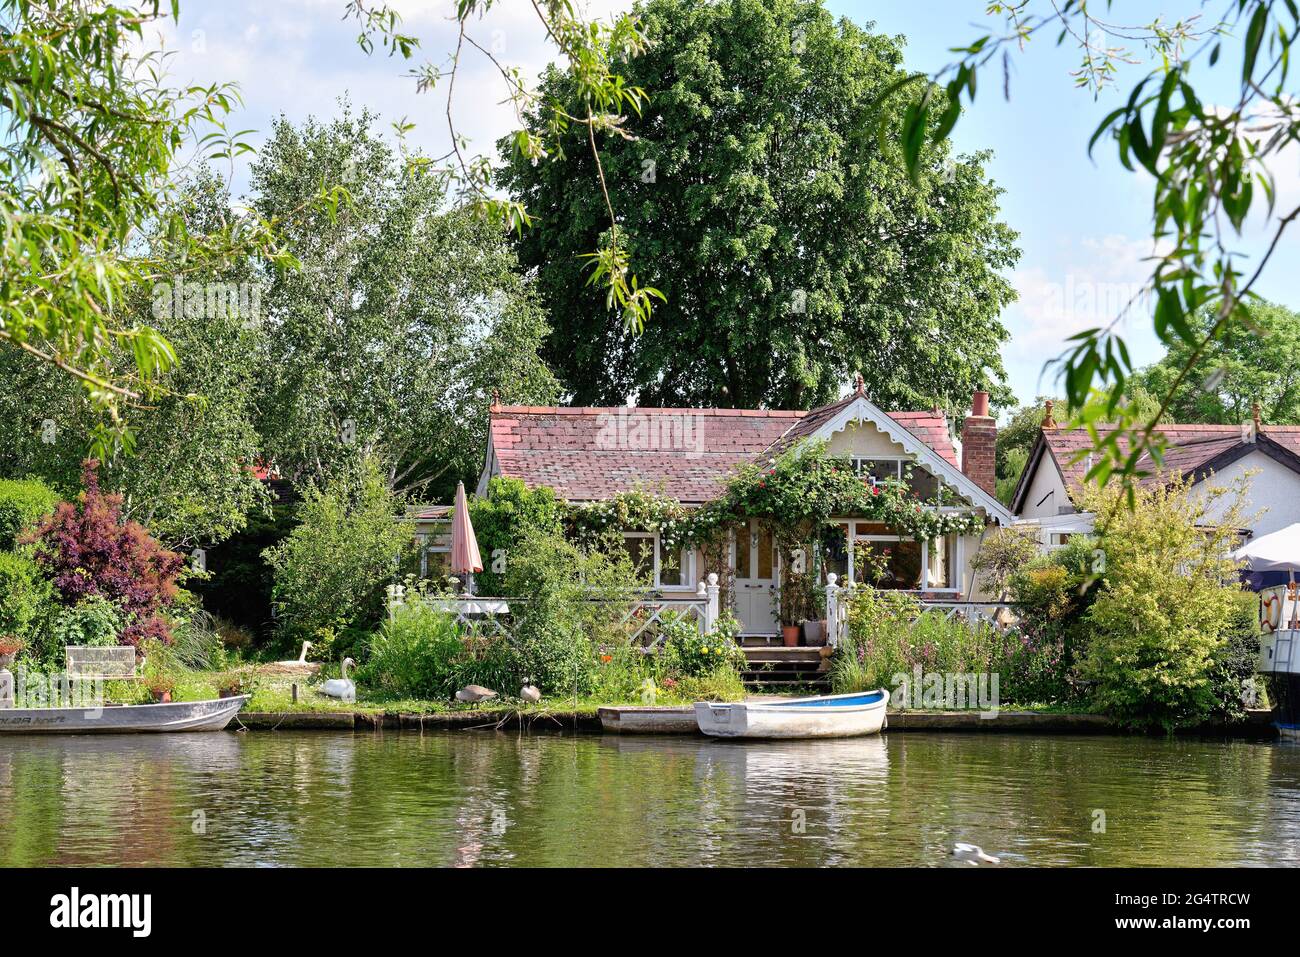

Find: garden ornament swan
<box><xmin>520</xmin><ymin>678</ymin><xmax>541</xmax><ymax>704</ymax></box>
<box><xmin>319</xmin><ymin>658</ymin><xmax>356</xmax><ymax>703</ymax></box>
<box><xmin>455</xmin><ymin>684</ymin><xmax>498</xmax><ymax>705</ymax></box>
<box><xmin>264</xmin><ymin>641</ymin><xmax>321</xmax><ymax>676</ymax></box>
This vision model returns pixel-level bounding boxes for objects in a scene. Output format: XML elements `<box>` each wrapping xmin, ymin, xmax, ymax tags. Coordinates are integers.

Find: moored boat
<box><xmin>0</xmin><ymin>695</ymin><xmax>250</xmax><ymax>734</ymax></box>
<box><xmin>694</xmin><ymin>689</ymin><xmax>888</xmax><ymax>739</ymax></box>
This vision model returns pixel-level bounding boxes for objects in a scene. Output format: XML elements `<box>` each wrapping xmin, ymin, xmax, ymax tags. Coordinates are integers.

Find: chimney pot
<box><xmin>970</xmin><ymin>390</ymin><xmax>990</xmax><ymax>418</ymax></box>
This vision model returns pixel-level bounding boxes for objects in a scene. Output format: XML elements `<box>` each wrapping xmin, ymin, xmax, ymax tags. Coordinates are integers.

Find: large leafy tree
<box><xmin>0</xmin><ymin>169</ymin><xmax>269</xmax><ymax>548</ymax></box>
<box><xmin>1130</xmin><ymin>301</ymin><xmax>1300</xmax><ymax>425</ymax></box>
<box><xmin>497</xmin><ymin>0</ymin><xmax>1019</xmax><ymax>410</ymax></box>
<box><xmin>250</xmin><ymin>107</ymin><xmax>558</xmax><ymax>500</ymax></box>
<box><xmin>0</xmin><ymin>1</ymin><xmax>309</xmax><ymax>443</ymax></box>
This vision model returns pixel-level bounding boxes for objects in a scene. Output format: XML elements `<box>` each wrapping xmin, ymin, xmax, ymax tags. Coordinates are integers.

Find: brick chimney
<box><xmin>961</xmin><ymin>390</ymin><xmax>996</xmax><ymax>495</ymax></box>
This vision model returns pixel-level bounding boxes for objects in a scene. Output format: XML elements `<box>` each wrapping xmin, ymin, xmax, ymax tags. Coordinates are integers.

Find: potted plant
<box><xmin>145</xmin><ymin>674</ymin><xmax>175</xmax><ymax>704</ymax></box>
<box><xmin>218</xmin><ymin>669</ymin><xmax>255</xmax><ymax>700</ymax></box>
<box><xmin>777</xmin><ymin>572</ymin><xmax>813</xmax><ymax>646</ymax></box>
<box><xmin>0</xmin><ymin>634</ymin><xmax>23</xmax><ymax>669</ymax></box>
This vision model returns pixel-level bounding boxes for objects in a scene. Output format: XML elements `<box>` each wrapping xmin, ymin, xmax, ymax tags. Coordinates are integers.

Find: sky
<box><xmin>148</xmin><ymin>0</ymin><xmax>1300</xmax><ymax>416</ymax></box>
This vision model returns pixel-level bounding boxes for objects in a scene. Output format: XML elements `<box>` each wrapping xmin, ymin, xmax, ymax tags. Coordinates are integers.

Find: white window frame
<box><xmin>829</xmin><ymin>517</ymin><xmax>963</xmax><ymax>595</ymax></box>
<box><xmin>417</xmin><ymin>530</ymin><xmax>451</xmax><ymax>579</ymax></box>
<box><xmin>622</xmin><ymin>531</ymin><xmax>695</xmax><ymax>591</ymax></box>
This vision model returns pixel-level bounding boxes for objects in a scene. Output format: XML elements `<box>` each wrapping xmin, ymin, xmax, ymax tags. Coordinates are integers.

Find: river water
<box><xmin>2</xmin><ymin>730</ymin><xmax>1298</xmax><ymax>867</ymax></box>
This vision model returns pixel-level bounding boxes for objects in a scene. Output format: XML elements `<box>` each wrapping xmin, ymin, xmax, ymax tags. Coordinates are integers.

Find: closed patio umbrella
<box><xmin>450</xmin><ymin>481</ymin><xmax>483</xmax><ymax>593</ymax></box>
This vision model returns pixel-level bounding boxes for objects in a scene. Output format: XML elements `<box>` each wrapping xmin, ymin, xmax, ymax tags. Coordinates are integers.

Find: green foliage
<box><xmin>0</xmin><ymin>550</ymin><xmax>52</xmax><ymax>644</ymax></box>
<box><xmin>500</xmin><ymin>525</ymin><xmax>636</xmax><ymax>695</ymax></box>
<box><xmin>189</xmin><ymin>499</ymin><xmax>297</xmax><ymax>642</ymax></box>
<box><xmin>263</xmin><ymin>459</ymin><xmax>415</xmax><ymax>646</ymax></box>
<box><xmin>467</xmin><ymin>478</ymin><xmax>565</xmax><ymax>596</ymax></box>
<box><xmin>1209</xmin><ymin>590</ymin><xmax>1265</xmax><ymax>724</ymax></box>
<box><xmin>49</xmin><ymin>596</ymin><xmax>124</xmax><ymax>658</ymax></box>
<box><xmin>1130</xmin><ymin>302</ymin><xmax>1300</xmax><ymax>426</ymax></box>
<box><xmin>499</xmin><ymin>0</ymin><xmax>1018</xmax><ymax>410</ymax></box>
<box><xmin>901</xmin><ymin>4</ymin><xmax>1300</xmax><ymax>501</ymax></box>
<box><xmin>970</xmin><ymin>525</ymin><xmax>1042</xmax><ymax>598</ymax></box>
<box><xmin>0</xmin><ymin>480</ymin><xmax>60</xmax><ymax>551</ymax></box>
<box><xmin>0</xmin><ymin>0</ymin><xmax>285</xmax><ymax>432</ymax></box>
<box><xmin>358</xmin><ymin>603</ymin><xmax>501</xmax><ymax>700</ymax></box>
<box><xmin>1077</xmin><ymin>474</ymin><xmax>1252</xmax><ymax>731</ymax></box>
<box><xmin>660</xmin><ymin>612</ymin><xmax>746</xmax><ymax>677</ymax></box>
<box><xmin>250</xmin><ymin>107</ymin><xmax>558</xmax><ymax>501</ymax></box>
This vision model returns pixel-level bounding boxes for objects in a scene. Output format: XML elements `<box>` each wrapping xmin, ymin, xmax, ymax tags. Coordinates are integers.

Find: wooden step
<box><xmin>743</xmin><ymin>648</ymin><xmax>824</xmax><ymax>664</ymax></box>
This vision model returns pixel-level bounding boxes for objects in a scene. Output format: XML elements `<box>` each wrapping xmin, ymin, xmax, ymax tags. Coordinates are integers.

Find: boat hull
<box><xmin>694</xmin><ymin>690</ymin><xmax>888</xmax><ymax>739</ymax></box>
<box><xmin>598</xmin><ymin>706</ymin><xmax>699</xmax><ymax>734</ymax></box>
<box><xmin>0</xmin><ymin>696</ymin><xmax>249</xmax><ymax>734</ymax></box>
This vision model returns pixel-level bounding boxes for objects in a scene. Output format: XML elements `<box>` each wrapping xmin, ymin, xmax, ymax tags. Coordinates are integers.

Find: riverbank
<box><xmin>231</xmin><ymin>705</ymin><xmax>1280</xmax><ymax>738</ymax></box>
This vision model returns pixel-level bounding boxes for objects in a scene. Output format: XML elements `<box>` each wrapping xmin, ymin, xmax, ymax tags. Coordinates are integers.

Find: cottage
<box><xmin>1011</xmin><ymin>400</ymin><xmax>1300</xmax><ymax>549</ymax></box>
<box><xmin>467</xmin><ymin>380</ymin><xmax>1011</xmax><ymax>637</ymax></box>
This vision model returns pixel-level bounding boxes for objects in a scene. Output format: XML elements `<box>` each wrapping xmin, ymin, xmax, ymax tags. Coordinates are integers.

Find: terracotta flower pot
<box><xmin>781</xmin><ymin>625</ymin><xmax>801</xmax><ymax>647</ymax></box>
<box><xmin>150</xmin><ymin>690</ymin><xmax>172</xmax><ymax>704</ymax></box>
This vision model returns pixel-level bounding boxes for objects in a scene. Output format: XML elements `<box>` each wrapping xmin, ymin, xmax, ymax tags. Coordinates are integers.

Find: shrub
<box><xmin>501</xmin><ymin>525</ymin><xmax>635</xmax><ymax>695</ymax></box>
<box><xmin>0</xmin><ymin>479</ymin><xmax>60</xmax><ymax>550</ymax></box>
<box><xmin>1076</xmin><ymin>473</ymin><xmax>1251</xmax><ymax>731</ymax></box>
<box><xmin>21</xmin><ymin>461</ymin><xmax>184</xmax><ymax>646</ymax></box>
<box><xmin>360</xmin><ymin>602</ymin><xmax>467</xmax><ymax>699</ymax></box>
<box><xmin>263</xmin><ymin>459</ymin><xmax>415</xmax><ymax>647</ymax></box>
<box><xmin>466</xmin><ymin>477</ymin><xmax>564</xmax><ymax>596</ymax></box>
<box><xmin>0</xmin><ymin>549</ymin><xmax>52</xmax><ymax>642</ymax></box>
<box><xmin>660</xmin><ymin>611</ymin><xmax>746</xmax><ymax>677</ymax></box>
<box><xmin>970</xmin><ymin>524</ymin><xmax>1042</xmax><ymax>598</ymax></box>
<box><xmin>1207</xmin><ymin>589</ymin><xmax>1264</xmax><ymax>724</ymax></box>
<box><xmin>51</xmin><ymin>596</ymin><xmax>124</xmax><ymax>648</ymax></box>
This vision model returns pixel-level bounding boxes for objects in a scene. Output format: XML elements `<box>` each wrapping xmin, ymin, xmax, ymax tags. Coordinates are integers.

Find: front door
<box><xmin>733</xmin><ymin>520</ymin><xmax>778</xmax><ymax>635</ymax></box>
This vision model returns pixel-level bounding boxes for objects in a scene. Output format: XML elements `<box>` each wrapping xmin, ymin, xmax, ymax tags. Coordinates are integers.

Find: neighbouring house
<box><xmin>1011</xmin><ymin>400</ymin><xmax>1300</xmax><ymax>550</ymax></box>
<box><xmin>446</xmin><ymin>380</ymin><xmax>1012</xmax><ymax>637</ymax></box>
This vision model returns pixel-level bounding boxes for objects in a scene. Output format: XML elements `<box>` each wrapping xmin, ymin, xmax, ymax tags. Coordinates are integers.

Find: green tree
<box><xmin>250</xmin><ymin>107</ymin><xmax>558</xmax><ymax>501</ymax></box>
<box><xmin>497</xmin><ymin>0</ymin><xmax>1019</xmax><ymax>410</ymax></box>
<box><xmin>1130</xmin><ymin>301</ymin><xmax>1300</xmax><ymax>425</ymax></box>
<box><xmin>1077</xmin><ymin>473</ymin><xmax>1251</xmax><ymax>731</ymax></box>
<box><xmin>262</xmin><ymin>459</ymin><xmax>415</xmax><ymax>649</ymax></box>
<box><xmin>0</xmin><ymin>1</ymin><xmax>314</xmax><ymax>442</ymax></box>
<box><xmin>0</xmin><ymin>169</ymin><xmax>269</xmax><ymax>548</ymax></box>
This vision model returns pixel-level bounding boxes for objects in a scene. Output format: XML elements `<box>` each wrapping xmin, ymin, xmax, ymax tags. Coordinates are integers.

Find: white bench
<box><xmin>65</xmin><ymin>646</ymin><xmax>138</xmax><ymax>681</ymax></box>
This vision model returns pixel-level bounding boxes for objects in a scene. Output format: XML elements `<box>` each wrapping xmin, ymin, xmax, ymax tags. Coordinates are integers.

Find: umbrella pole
<box><xmin>1291</xmin><ymin>570</ymin><xmax>1298</xmax><ymax>630</ymax></box>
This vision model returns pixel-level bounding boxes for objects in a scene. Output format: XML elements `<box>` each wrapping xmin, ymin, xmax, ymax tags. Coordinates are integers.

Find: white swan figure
<box><xmin>319</xmin><ymin>657</ymin><xmax>356</xmax><ymax>703</ymax></box>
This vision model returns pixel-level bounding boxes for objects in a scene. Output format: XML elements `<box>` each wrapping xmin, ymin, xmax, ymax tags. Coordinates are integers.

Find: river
<box><xmin>1</xmin><ymin>730</ymin><xmax>1298</xmax><ymax>866</ymax></box>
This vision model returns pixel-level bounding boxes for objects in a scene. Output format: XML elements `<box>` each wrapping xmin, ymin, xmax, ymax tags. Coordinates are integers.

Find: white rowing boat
<box><xmin>0</xmin><ymin>695</ymin><xmax>249</xmax><ymax>734</ymax></box>
<box><xmin>694</xmin><ymin>689</ymin><xmax>888</xmax><ymax>739</ymax></box>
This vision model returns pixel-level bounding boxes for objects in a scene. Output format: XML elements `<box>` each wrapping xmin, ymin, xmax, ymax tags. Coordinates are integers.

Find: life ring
<box><xmin>1262</xmin><ymin>593</ymin><xmax>1283</xmax><ymax>632</ymax></box>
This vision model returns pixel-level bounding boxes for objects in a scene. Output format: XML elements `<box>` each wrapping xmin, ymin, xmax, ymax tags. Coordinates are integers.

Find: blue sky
<box><xmin>153</xmin><ymin>1</ymin><xmax>1300</xmax><ymax>414</ymax></box>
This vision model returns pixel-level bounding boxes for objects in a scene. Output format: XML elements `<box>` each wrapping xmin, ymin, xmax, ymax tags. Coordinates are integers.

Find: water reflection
<box><xmin>1</xmin><ymin>731</ymin><xmax>1298</xmax><ymax>866</ymax></box>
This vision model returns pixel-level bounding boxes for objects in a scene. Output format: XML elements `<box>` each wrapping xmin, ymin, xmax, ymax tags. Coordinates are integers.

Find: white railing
<box><xmin>384</xmin><ymin>574</ymin><xmax>723</xmax><ymax>646</ymax></box>
<box><xmin>823</xmin><ymin>574</ymin><xmax>1018</xmax><ymax>647</ymax></box>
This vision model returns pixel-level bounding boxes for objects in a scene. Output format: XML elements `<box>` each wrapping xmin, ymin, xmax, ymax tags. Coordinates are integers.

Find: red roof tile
<box><xmin>488</xmin><ymin>397</ymin><xmax>959</xmax><ymax>503</ymax></box>
<box><xmin>1040</xmin><ymin>423</ymin><xmax>1298</xmax><ymax>499</ymax></box>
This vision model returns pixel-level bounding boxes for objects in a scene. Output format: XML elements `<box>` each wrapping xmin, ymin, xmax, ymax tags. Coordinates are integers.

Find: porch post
<box><xmin>703</xmin><ymin>572</ymin><xmax>720</xmax><ymax>634</ymax></box>
<box><xmin>826</xmin><ymin>573</ymin><xmax>840</xmax><ymax>648</ymax></box>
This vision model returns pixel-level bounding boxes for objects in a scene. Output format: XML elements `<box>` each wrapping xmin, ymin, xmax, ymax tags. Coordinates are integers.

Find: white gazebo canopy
<box><xmin>1233</xmin><ymin>522</ymin><xmax>1300</xmax><ymax>573</ymax></box>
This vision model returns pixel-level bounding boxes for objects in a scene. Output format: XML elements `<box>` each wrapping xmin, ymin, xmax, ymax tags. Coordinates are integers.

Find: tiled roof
<box><xmin>1040</xmin><ymin>424</ymin><xmax>1300</xmax><ymax>498</ymax></box>
<box><xmin>487</xmin><ymin>399</ymin><xmax>959</xmax><ymax>503</ymax></box>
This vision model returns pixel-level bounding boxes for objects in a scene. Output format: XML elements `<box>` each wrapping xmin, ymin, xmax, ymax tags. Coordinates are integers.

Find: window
<box><xmin>658</xmin><ymin>539</ymin><xmax>687</xmax><ymax>587</ymax></box>
<box><xmin>853</xmin><ymin>458</ymin><xmax>902</xmax><ymax>484</ymax></box>
<box><xmin>853</xmin><ymin>458</ymin><xmax>942</xmax><ymax>500</ymax></box>
<box><xmin>622</xmin><ymin>532</ymin><xmax>693</xmax><ymax>589</ymax></box>
<box><xmin>854</xmin><ymin>537</ymin><xmax>922</xmax><ymax>589</ymax></box>
<box><xmin>418</xmin><ymin>529</ymin><xmax>451</xmax><ymax>580</ymax></box>
<box><xmin>831</xmin><ymin>518</ymin><xmax>962</xmax><ymax>593</ymax></box>
<box><xmin>621</xmin><ymin>534</ymin><xmax>655</xmax><ymax>585</ymax></box>
<box><xmin>927</xmin><ymin>535</ymin><xmax>956</xmax><ymax>589</ymax></box>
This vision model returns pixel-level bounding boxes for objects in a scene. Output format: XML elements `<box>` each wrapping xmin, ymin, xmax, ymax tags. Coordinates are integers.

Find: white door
<box><xmin>733</xmin><ymin>520</ymin><xmax>778</xmax><ymax>635</ymax></box>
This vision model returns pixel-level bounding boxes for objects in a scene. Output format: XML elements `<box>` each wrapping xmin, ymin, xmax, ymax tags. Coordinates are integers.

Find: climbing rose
<box><xmin>21</xmin><ymin>460</ymin><xmax>185</xmax><ymax>646</ymax></box>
